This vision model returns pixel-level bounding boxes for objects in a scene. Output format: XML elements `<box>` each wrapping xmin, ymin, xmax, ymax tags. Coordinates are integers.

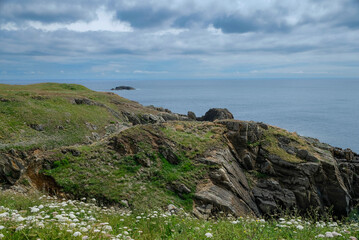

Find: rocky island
<box><xmin>0</xmin><ymin>83</ymin><xmax>358</xmax><ymax>239</ymax></box>
<box><xmin>111</xmin><ymin>86</ymin><xmax>135</xmax><ymax>90</ymax></box>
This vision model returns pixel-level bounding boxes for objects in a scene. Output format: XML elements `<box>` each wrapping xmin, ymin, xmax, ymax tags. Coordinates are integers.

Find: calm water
<box><xmin>1</xmin><ymin>79</ymin><xmax>358</xmax><ymax>152</ymax></box>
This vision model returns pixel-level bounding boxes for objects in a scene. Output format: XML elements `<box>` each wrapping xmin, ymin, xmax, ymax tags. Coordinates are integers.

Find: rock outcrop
<box><xmin>197</xmin><ymin>108</ymin><xmax>234</xmax><ymax>121</ymax></box>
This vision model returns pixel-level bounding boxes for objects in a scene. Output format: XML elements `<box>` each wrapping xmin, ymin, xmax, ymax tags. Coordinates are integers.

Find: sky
<box><xmin>0</xmin><ymin>0</ymin><xmax>359</xmax><ymax>81</ymax></box>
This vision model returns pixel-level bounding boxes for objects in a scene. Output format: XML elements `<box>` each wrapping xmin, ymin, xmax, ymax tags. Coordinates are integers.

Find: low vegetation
<box><xmin>0</xmin><ymin>191</ymin><xmax>358</xmax><ymax>239</ymax></box>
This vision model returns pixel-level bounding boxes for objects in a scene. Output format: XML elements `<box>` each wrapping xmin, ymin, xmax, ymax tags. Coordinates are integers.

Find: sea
<box><xmin>1</xmin><ymin>79</ymin><xmax>358</xmax><ymax>153</ymax></box>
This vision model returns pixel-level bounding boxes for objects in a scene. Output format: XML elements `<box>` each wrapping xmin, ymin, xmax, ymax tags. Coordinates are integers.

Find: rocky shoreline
<box><xmin>0</xmin><ymin>83</ymin><xmax>358</xmax><ymax>219</ymax></box>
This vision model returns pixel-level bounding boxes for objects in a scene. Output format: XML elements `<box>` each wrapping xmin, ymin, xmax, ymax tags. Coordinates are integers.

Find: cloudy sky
<box><xmin>0</xmin><ymin>0</ymin><xmax>359</xmax><ymax>80</ymax></box>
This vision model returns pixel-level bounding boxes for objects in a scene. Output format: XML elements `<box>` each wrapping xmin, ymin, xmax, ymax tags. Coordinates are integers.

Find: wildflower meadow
<box><xmin>0</xmin><ymin>191</ymin><xmax>358</xmax><ymax>239</ymax></box>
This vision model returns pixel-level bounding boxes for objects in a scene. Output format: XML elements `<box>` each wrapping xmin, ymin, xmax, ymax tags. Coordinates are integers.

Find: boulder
<box><xmin>187</xmin><ymin>111</ymin><xmax>196</xmax><ymax>120</ymax></box>
<box><xmin>198</xmin><ymin>108</ymin><xmax>234</xmax><ymax>121</ymax></box>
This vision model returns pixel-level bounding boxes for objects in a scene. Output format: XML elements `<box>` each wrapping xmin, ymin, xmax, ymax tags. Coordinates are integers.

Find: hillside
<box><xmin>0</xmin><ymin>83</ymin><xmax>185</xmax><ymax>150</ymax></box>
<box><xmin>0</xmin><ymin>83</ymin><xmax>358</xmax><ymax>220</ymax></box>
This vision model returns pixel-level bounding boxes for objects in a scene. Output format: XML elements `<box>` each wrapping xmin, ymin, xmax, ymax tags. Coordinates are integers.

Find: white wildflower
<box><xmin>16</xmin><ymin>225</ymin><xmax>25</xmax><ymax>231</ymax></box>
<box><xmin>104</xmin><ymin>225</ymin><xmax>113</xmax><ymax>232</ymax></box>
<box><xmin>30</xmin><ymin>207</ymin><xmax>40</xmax><ymax>213</ymax></box>
<box><xmin>38</xmin><ymin>223</ymin><xmax>45</xmax><ymax>228</ymax></box>
<box><xmin>16</xmin><ymin>216</ymin><xmax>26</xmax><ymax>222</ymax></box>
<box><xmin>331</xmin><ymin>232</ymin><xmax>341</xmax><ymax>237</ymax></box>
<box><xmin>73</xmin><ymin>232</ymin><xmax>82</xmax><ymax>237</ymax></box>
<box><xmin>0</xmin><ymin>226</ymin><xmax>4</xmax><ymax>230</ymax></box>
<box><xmin>205</xmin><ymin>232</ymin><xmax>213</xmax><ymax>238</ymax></box>
<box><xmin>0</xmin><ymin>233</ymin><xmax>4</xmax><ymax>239</ymax></box>
<box><xmin>325</xmin><ymin>232</ymin><xmax>334</xmax><ymax>238</ymax></box>
<box><xmin>296</xmin><ymin>225</ymin><xmax>304</xmax><ymax>230</ymax></box>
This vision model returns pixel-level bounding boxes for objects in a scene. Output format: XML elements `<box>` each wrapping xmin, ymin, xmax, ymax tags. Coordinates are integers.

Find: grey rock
<box><xmin>140</xmin><ymin>114</ymin><xmax>165</xmax><ymax>124</ymax></box>
<box><xmin>297</xmin><ymin>149</ymin><xmax>309</xmax><ymax>160</ymax></box>
<box><xmin>198</xmin><ymin>108</ymin><xmax>234</xmax><ymax>121</ymax></box>
<box><xmin>195</xmin><ymin>183</ymin><xmax>256</xmax><ymax>217</ymax></box>
<box><xmin>159</xmin><ymin>147</ymin><xmax>180</xmax><ymax>165</ymax></box>
<box><xmin>243</xmin><ymin>154</ymin><xmax>255</xmax><ymax>170</ymax></box>
<box><xmin>167</xmin><ymin>204</ymin><xmax>178</xmax><ymax>212</ymax></box>
<box><xmin>159</xmin><ymin>112</ymin><xmax>179</xmax><ymax>121</ymax></box>
<box><xmin>61</xmin><ymin>148</ymin><xmax>81</xmax><ymax>157</ymax></box>
<box><xmin>0</xmin><ymin>154</ymin><xmax>24</xmax><ymax>184</ymax></box>
<box><xmin>29</xmin><ymin>124</ymin><xmax>44</xmax><ymax>131</ymax></box>
<box><xmin>73</xmin><ymin>98</ymin><xmax>94</xmax><ymax>105</ymax></box>
<box><xmin>172</xmin><ymin>182</ymin><xmax>191</xmax><ymax>194</ymax></box>
<box><xmin>187</xmin><ymin>111</ymin><xmax>196</xmax><ymax>120</ymax></box>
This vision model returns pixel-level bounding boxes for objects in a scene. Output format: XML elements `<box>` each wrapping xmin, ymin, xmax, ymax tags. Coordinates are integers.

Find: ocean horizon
<box><xmin>1</xmin><ymin>78</ymin><xmax>358</xmax><ymax>153</ymax></box>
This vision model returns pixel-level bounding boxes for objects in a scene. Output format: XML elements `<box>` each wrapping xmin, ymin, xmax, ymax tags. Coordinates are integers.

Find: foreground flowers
<box><xmin>0</xmin><ymin>192</ymin><xmax>358</xmax><ymax>239</ymax></box>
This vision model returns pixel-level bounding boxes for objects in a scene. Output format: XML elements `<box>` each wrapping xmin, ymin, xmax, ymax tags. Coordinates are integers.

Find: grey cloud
<box><xmin>212</xmin><ymin>10</ymin><xmax>292</xmax><ymax>34</ymax></box>
<box><xmin>115</xmin><ymin>6</ymin><xmax>174</xmax><ymax>28</ymax></box>
<box><xmin>172</xmin><ymin>13</ymin><xmax>204</xmax><ymax>28</ymax></box>
<box><xmin>0</xmin><ymin>0</ymin><xmax>98</xmax><ymax>24</ymax></box>
<box><xmin>1</xmin><ymin>0</ymin><xmax>359</xmax><ymax>80</ymax></box>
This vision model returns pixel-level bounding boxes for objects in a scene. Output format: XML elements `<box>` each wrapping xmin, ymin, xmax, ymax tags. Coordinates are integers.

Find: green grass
<box><xmin>160</xmin><ymin>121</ymin><xmax>225</xmax><ymax>158</ymax></box>
<box><xmin>0</xmin><ymin>83</ymin><xmax>157</xmax><ymax>151</ymax></box>
<box><xmin>0</xmin><ymin>192</ymin><xmax>358</xmax><ymax>240</ymax></box>
<box><xmin>261</xmin><ymin>126</ymin><xmax>308</xmax><ymax>163</ymax></box>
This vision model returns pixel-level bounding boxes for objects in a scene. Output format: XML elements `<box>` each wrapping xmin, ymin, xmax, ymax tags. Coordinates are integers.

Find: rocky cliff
<box><xmin>0</xmin><ymin>83</ymin><xmax>358</xmax><ymax>218</ymax></box>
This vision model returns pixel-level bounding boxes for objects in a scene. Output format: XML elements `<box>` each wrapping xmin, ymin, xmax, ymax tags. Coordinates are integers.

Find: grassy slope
<box><xmin>44</xmin><ymin>122</ymin><xmax>225</xmax><ymax>212</ymax></box>
<box><xmin>0</xmin><ymin>83</ymin><xmax>154</xmax><ymax>151</ymax></box>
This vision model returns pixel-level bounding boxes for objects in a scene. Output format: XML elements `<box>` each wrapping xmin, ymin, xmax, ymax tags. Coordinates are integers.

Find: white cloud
<box><xmin>0</xmin><ymin>22</ymin><xmax>19</xmax><ymax>31</ymax></box>
<box><xmin>153</xmin><ymin>28</ymin><xmax>188</xmax><ymax>36</ymax></box>
<box><xmin>207</xmin><ymin>24</ymin><xmax>222</xmax><ymax>35</ymax></box>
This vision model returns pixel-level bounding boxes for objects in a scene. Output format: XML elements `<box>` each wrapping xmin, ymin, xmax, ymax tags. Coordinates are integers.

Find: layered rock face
<box><xmin>193</xmin><ymin>120</ymin><xmax>359</xmax><ymax>218</ymax></box>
